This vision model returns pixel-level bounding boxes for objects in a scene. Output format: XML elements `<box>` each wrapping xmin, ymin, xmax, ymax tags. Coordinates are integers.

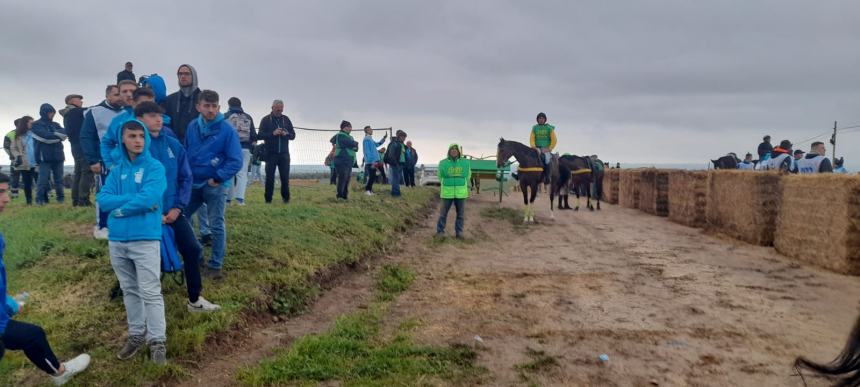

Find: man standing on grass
<box><xmin>96</xmin><ymin>120</ymin><xmax>168</xmax><ymax>365</ymax></box>
<box><xmin>183</xmin><ymin>90</ymin><xmax>242</xmax><ymax>279</ymax></box>
<box><xmin>361</xmin><ymin>126</ymin><xmax>387</xmax><ymax>195</ymax></box>
<box><xmin>330</xmin><ymin>120</ymin><xmax>359</xmax><ymax>200</ymax></box>
<box><xmin>135</xmin><ymin>101</ymin><xmax>221</xmax><ymax>312</ymax></box>
<box><xmin>404</xmin><ymin>140</ymin><xmax>418</xmax><ymax>187</ymax></box>
<box><xmin>224</xmin><ymin>97</ymin><xmax>256</xmax><ymax>206</ymax></box>
<box><xmin>31</xmin><ymin>103</ymin><xmax>67</xmax><ymax>205</ymax></box>
<box><xmin>60</xmin><ymin>94</ymin><xmax>89</xmax><ymax>206</ymax></box>
<box><xmin>80</xmin><ymin>85</ymin><xmax>125</xmax><ymax>239</ymax></box>
<box><xmin>258</xmin><ymin>99</ymin><xmax>296</xmax><ymax>204</ymax></box>
<box><xmin>384</xmin><ymin>130</ymin><xmax>407</xmax><ymax>197</ymax></box>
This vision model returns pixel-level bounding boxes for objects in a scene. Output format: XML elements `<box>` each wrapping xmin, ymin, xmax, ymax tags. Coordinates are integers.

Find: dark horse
<box><xmin>559</xmin><ymin>155</ymin><xmax>599</xmax><ymax>211</ymax></box>
<box><xmin>497</xmin><ymin>138</ymin><xmax>559</xmax><ymax>222</ymax></box>
<box><xmin>712</xmin><ymin>154</ymin><xmax>740</xmax><ymax>169</ymax></box>
<box><xmin>795</xmin><ymin>314</ymin><xmax>860</xmax><ymax>386</ymax></box>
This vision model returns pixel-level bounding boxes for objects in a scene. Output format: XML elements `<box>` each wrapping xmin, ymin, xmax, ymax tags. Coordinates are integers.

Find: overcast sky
<box><xmin>1</xmin><ymin>0</ymin><xmax>858</xmax><ymax>168</ymax></box>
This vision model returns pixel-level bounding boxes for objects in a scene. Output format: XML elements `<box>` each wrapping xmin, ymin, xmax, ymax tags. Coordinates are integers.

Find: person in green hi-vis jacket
<box><xmin>530</xmin><ymin>112</ymin><xmax>557</xmax><ymax>184</ymax></box>
<box><xmin>436</xmin><ymin>144</ymin><xmax>471</xmax><ymax>239</ymax></box>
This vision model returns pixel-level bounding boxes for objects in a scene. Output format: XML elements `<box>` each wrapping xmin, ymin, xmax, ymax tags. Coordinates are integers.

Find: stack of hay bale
<box><xmin>668</xmin><ymin>170</ymin><xmax>709</xmax><ymax>228</ymax></box>
<box><xmin>619</xmin><ymin>169</ymin><xmax>642</xmax><ymax>209</ymax></box>
<box><xmin>603</xmin><ymin>169</ymin><xmax>620</xmax><ymax>204</ymax></box>
<box><xmin>774</xmin><ymin>175</ymin><xmax>860</xmax><ymax>274</ymax></box>
<box><xmin>706</xmin><ymin>170</ymin><xmax>782</xmax><ymax>246</ymax></box>
<box><xmin>638</xmin><ymin>169</ymin><xmax>671</xmax><ymax>216</ymax></box>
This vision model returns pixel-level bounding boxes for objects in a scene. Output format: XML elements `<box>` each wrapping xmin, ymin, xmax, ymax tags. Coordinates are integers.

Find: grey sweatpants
<box><xmin>109</xmin><ymin>240</ymin><xmax>166</xmax><ymax>343</ymax></box>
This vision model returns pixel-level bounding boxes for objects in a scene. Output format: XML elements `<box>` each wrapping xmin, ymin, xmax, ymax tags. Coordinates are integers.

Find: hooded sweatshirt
<box><xmin>80</xmin><ymin>100</ymin><xmax>124</xmax><ymax>165</ymax></box>
<box><xmin>30</xmin><ymin>103</ymin><xmax>67</xmax><ymax>163</ymax></box>
<box><xmin>184</xmin><ymin>112</ymin><xmax>243</xmax><ymax>187</ymax></box>
<box><xmin>438</xmin><ymin>144</ymin><xmax>471</xmax><ymax>199</ymax></box>
<box><xmin>96</xmin><ymin>120</ymin><xmax>166</xmax><ymax>242</ymax></box>
<box><xmin>148</xmin><ymin>128</ymin><xmax>193</xmax><ymax>213</ymax></box>
<box><xmin>160</xmin><ymin>64</ymin><xmax>201</xmax><ymax>142</ymax></box>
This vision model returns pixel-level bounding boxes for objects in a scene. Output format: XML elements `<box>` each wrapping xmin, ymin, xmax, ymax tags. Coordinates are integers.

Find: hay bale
<box><xmin>619</xmin><ymin>169</ymin><xmax>642</xmax><ymax>209</ymax></box>
<box><xmin>603</xmin><ymin>169</ymin><xmax>620</xmax><ymax>204</ymax></box>
<box><xmin>668</xmin><ymin>170</ymin><xmax>710</xmax><ymax>228</ymax></box>
<box><xmin>638</xmin><ymin>169</ymin><xmax>670</xmax><ymax>216</ymax></box>
<box><xmin>774</xmin><ymin>175</ymin><xmax>860</xmax><ymax>274</ymax></box>
<box><xmin>706</xmin><ymin>170</ymin><xmax>782</xmax><ymax>246</ymax></box>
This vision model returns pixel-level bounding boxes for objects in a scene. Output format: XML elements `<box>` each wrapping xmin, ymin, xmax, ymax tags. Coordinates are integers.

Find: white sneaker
<box><xmin>51</xmin><ymin>353</ymin><xmax>90</xmax><ymax>386</ymax></box>
<box><xmin>93</xmin><ymin>227</ymin><xmax>109</xmax><ymax>240</ymax></box>
<box><xmin>187</xmin><ymin>296</ymin><xmax>221</xmax><ymax>313</ymax></box>
<box><xmin>365</xmin><ymin>191</ymin><xmax>375</xmax><ymax>196</ymax></box>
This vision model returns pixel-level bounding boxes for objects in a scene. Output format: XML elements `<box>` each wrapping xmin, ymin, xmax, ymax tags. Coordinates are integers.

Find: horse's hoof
<box><xmin>574</xmin><ymin>207</ymin><xmax>580</xmax><ymax>211</ymax></box>
<box><xmin>589</xmin><ymin>206</ymin><xmax>595</xmax><ymax>212</ymax></box>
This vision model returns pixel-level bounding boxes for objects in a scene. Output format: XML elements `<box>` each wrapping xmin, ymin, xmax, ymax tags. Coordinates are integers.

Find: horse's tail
<box><xmin>795</xmin><ymin>314</ymin><xmax>860</xmax><ymax>386</ymax></box>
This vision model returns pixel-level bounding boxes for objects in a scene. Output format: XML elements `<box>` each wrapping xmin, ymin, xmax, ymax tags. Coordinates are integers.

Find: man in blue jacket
<box><xmin>0</xmin><ymin>172</ymin><xmax>91</xmax><ymax>384</ymax></box>
<box><xmin>183</xmin><ymin>90</ymin><xmax>243</xmax><ymax>279</ymax></box>
<box><xmin>361</xmin><ymin>126</ymin><xmax>387</xmax><ymax>195</ymax></box>
<box><xmin>96</xmin><ymin>120</ymin><xmax>168</xmax><ymax>365</ymax></box>
<box><xmin>80</xmin><ymin>85</ymin><xmax>124</xmax><ymax>239</ymax></box>
<box><xmin>135</xmin><ymin>102</ymin><xmax>220</xmax><ymax>312</ymax></box>
<box><xmin>30</xmin><ymin>103</ymin><xmax>67</xmax><ymax>205</ymax></box>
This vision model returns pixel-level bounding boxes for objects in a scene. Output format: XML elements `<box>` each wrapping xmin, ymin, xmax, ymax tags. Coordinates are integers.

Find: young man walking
<box><xmin>183</xmin><ymin>90</ymin><xmax>243</xmax><ymax>279</ymax></box>
<box><xmin>96</xmin><ymin>120</ymin><xmax>168</xmax><ymax>364</ymax></box>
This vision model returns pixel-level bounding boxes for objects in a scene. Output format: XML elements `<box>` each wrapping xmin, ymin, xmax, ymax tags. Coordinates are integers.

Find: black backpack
<box><xmin>384</xmin><ymin>141</ymin><xmax>400</xmax><ymax>165</ymax></box>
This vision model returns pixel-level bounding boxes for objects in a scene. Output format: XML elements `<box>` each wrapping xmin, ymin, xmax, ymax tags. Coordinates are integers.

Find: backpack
<box><xmin>384</xmin><ymin>141</ymin><xmax>400</xmax><ymax>165</ymax></box>
<box><xmin>139</xmin><ymin>74</ymin><xmax>167</xmax><ymax>104</ymax></box>
<box><xmin>160</xmin><ymin>225</ymin><xmax>184</xmax><ymax>285</ymax></box>
<box><xmin>227</xmin><ymin>112</ymin><xmax>253</xmax><ymax>142</ymax></box>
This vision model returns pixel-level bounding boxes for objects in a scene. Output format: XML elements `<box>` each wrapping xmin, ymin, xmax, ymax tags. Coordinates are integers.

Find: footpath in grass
<box><xmin>238</xmin><ymin>264</ymin><xmax>485</xmax><ymax>386</ymax></box>
<box><xmin>0</xmin><ymin>183</ymin><xmax>434</xmax><ymax>386</ymax></box>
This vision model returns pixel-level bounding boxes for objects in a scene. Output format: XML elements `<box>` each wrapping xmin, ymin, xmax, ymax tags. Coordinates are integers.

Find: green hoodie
<box><xmin>438</xmin><ymin>144</ymin><xmax>471</xmax><ymax>199</ymax></box>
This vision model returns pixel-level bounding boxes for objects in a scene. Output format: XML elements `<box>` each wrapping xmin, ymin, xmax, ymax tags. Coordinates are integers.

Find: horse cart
<box><xmin>466</xmin><ymin>156</ymin><xmax>511</xmax><ymax>203</ymax></box>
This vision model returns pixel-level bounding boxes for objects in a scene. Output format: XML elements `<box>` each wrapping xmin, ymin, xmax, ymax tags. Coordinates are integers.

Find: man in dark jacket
<box><xmin>116</xmin><ymin>62</ymin><xmax>135</xmax><ymax>84</ymax></box>
<box><xmin>330</xmin><ymin>121</ymin><xmax>359</xmax><ymax>200</ymax></box>
<box><xmin>160</xmin><ymin>64</ymin><xmax>200</xmax><ymax>142</ymax></box>
<box><xmin>258</xmin><ymin>99</ymin><xmax>296</xmax><ymax>203</ymax></box>
<box><xmin>60</xmin><ymin>94</ymin><xmax>89</xmax><ymax>206</ymax></box>
<box><xmin>384</xmin><ymin>130</ymin><xmax>407</xmax><ymax>197</ymax></box>
<box><xmin>224</xmin><ymin>97</ymin><xmax>256</xmax><ymax>205</ymax></box>
<box><xmin>757</xmin><ymin>135</ymin><xmax>773</xmax><ymax>161</ymax></box>
<box><xmin>404</xmin><ymin>140</ymin><xmax>418</xmax><ymax>187</ymax></box>
<box><xmin>31</xmin><ymin>104</ymin><xmax>67</xmax><ymax>205</ymax></box>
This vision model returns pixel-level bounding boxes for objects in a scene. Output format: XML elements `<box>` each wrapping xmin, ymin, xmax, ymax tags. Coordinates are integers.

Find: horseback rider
<box><xmin>530</xmin><ymin>112</ymin><xmax>557</xmax><ymax>184</ymax></box>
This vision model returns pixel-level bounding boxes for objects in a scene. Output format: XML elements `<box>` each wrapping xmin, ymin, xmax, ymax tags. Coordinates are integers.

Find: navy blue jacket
<box><xmin>30</xmin><ymin>105</ymin><xmax>66</xmax><ymax>163</ymax></box>
<box><xmin>258</xmin><ymin>114</ymin><xmax>295</xmax><ymax>157</ymax></box>
<box><xmin>149</xmin><ymin>132</ymin><xmax>192</xmax><ymax>213</ymax></box>
<box><xmin>62</xmin><ymin>107</ymin><xmax>86</xmax><ymax>160</ymax></box>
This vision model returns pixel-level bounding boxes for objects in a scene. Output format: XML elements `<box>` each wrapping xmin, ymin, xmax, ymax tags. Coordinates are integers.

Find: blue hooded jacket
<box><xmin>103</xmin><ymin>108</ymin><xmax>176</xmax><ymax>169</ymax></box>
<box><xmin>148</xmin><ymin>130</ymin><xmax>192</xmax><ymax>213</ymax></box>
<box><xmin>30</xmin><ymin>104</ymin><xmax>67</xmax><ymax>163</ymax></box>
<box><xmin>0</xmin><ymin>234</ymin><xmax>16</xmax><ymax>335</ymax></box>
<box><xmin>184</xmin><ymin>113</ymin><xmax>243</xmax><ymax>187</ymax></box>
<box><xmin>96</xmin><ymin>120</ymin><xmax>166</xmax><ymax>242</ymax></box>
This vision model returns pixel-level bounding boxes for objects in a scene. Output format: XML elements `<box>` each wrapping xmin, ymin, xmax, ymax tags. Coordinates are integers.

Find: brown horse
<box><xmin>497</xmin><ymin>138</ymin><xmax>559</xmax><ymax>222</ymax></box>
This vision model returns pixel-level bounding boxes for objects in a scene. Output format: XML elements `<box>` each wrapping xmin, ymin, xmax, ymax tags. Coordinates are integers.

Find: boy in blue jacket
<box><xmin>183</xmin><ymin>90</ymin><xmax>242</xmax><ymax>279</ymax></box>
<box><xmin>96</xmin><ymin>120</ymin><xmax>169</xmax><ymax>364</ymax></box>
<box><xmin>135</xmin><ymin>101</ymin><xmax>220</xmax><ymax>312</ymax></box>
<box><xmin>0</xmin><ymin>172</ymin><xmax>91</xmax><ymax>385</ymax></box>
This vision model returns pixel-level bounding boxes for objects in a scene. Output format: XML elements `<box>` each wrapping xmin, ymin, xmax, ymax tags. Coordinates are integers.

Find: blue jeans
<box><xmin>389</xmin><ymin>164</ymin><xmax>403</xmax><ymax>196</ymax></box>
<box><xmin>36</xmin><ymin>161</ymin><xmax>64</xmax><ymax>204</ymax></box>
<box><xmin>196</xmin><ymin>204</ymin><xmax>211</xmax><ymax>237</ymax></box>
<box><xmin>436</xmin><ymin>198</ymin><xmax>465</xmax><ymax>236</ymax></box>
<box><xmin>186</xmin><ymin>184</ymin><xmax>227</xmax><ymax>270</ymax></box>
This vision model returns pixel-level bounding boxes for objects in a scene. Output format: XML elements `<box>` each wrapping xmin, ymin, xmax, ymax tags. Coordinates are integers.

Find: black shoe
<box><xmin>202</xmin><ymin>267</ymin><xmax>224</xmax><ymax>280</ymax></box>
<box><xmin>109</xmin><ymin>281</ymin><xmax>123</xmax><ymax>300</ymax></box>
<box><xmin>199</xmin><ymin>234</ymin><xmax>213</xmax><ymax>246</ymax></box>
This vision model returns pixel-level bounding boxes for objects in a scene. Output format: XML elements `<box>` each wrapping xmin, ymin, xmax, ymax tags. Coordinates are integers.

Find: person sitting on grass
<box><xmin>134</xmin><ymin>101</ymin><xmax>220</xmax><ymax>312</ymax></box>
<box><xmin>0</xmin><ymin>172</ymin><xmax>91</xmax><ymax>385</ymax></box>
<box><xmin>436</xmin><ymin>144</ymin><xmax>471</xmax><ymax>239</ymax></box>
<box><xmin>96</xmin><ymin>120</ymin><xmax>169</xmax><ymax>364</ymax></box>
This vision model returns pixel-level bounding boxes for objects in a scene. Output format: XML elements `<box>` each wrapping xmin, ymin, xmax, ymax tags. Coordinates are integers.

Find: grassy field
<box><xmin>237</xmin><ymin>264</ymin><xmax>485</xmax><ymax>386</ymax></box>
<box><xmin>0</xmin><ymin>182</ymin><xmax>435</xmax><ymax>386</ymax></box>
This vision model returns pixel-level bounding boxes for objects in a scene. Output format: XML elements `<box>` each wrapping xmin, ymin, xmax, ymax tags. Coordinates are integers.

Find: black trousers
<box><xmin>264</xmin><ymin>153</ymin><xmax>291</xmax><ymax>203</ymax></box>
<box><xmin>169</xmin><ymin>214</ymin><xmax>202</xmax><ymax>302</ymax></box>
<box><xmin>335</xmin><ymin>163</ymin><xmax>352</xmax><ymax>199</ymax></box>
<box><xmin>404</xmin><ymin>166</ymin><xmax>416</xmax><ymax>187</ymax></box>
<box><xmin>71</xmin><ymin>157</ymin><xmax>94</xmax><ymax>205</ymax></box>
<box><xmin>15</xmin><ymin>169</ymin><xmax>35</xmax><ymax>204</ymax></box>
<box><xmin>364</xmin><ymin>164</ymin><xmax>378</xmax><ymax>192</ymax></box>
<box><xmin>2</xmin><ymin>320</ymin><xmax>61</xmax><ymax>374</ymax></box>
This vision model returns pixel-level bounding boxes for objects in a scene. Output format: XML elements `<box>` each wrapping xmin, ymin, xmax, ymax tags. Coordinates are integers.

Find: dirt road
<box><xmin>180</xmin><ymin>192</ymin><xmax>860</xmax><ymax>386</ymax></box>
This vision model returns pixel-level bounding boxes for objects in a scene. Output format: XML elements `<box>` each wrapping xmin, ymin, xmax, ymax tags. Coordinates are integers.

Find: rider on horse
<box><xmin>530</xmin><ymin>112</ymin><xmax>557</xmax><ymax>184</ymax></box>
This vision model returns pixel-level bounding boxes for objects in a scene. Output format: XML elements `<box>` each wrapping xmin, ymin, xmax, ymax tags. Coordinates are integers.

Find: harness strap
<box><xmin>571</xmin><ymin>169</ymin><xmax>592</xmax><ymax>175</ymax></box>
<box><xmin>518</xmin><ymin>167</ymin><xmax>544</xmax><ymax>172</ymax></box>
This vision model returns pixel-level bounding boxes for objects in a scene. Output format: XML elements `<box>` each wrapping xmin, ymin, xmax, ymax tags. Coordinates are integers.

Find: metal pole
<box><xmin>832</xmin><ymin>121</ymin><xmax>837</xmax><ymax>160</ymax></box>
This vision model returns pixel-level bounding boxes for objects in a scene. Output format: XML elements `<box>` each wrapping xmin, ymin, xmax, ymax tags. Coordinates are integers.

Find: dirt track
<box><xmin>180</xmin><ymin>191</ymin><xmax>860</xmax><ymax>386</ymax></box>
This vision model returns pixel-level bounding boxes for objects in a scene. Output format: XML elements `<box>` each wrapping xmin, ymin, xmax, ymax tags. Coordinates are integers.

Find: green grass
<box><xmin>0</xmin><ymin>183</ymin><xmax>435</xmax><ymax>386</ymax></box>
<box><xmin>515</xmin><ymin>347</ymin><xmax>560</xmax><ymax>385</ymax></box>
<box><xmin>237</xmin><ymin>264</ymin><xmax>484</xmax><ymax>386</ymax></box>
<box><xmin>375</xmin><ymin>264</ymin><xmax>416</xmax><ymax>301</ymax></box>
<box><xmin>479</xmin><ymin>206</ymin><xmax>523</xmax><ymax>226</ymax></box>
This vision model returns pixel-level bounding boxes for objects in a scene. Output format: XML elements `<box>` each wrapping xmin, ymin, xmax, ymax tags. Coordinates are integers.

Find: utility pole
<box><xmin>831</xmin><ymin>121</ymin><xmax>837</xmax><ymax>160</ymax></box>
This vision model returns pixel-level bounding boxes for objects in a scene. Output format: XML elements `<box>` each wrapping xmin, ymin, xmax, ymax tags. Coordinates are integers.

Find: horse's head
<box><xmin>711</xmin><ymin>159</ymin><xmax>720</xmax><ymax>169</ymax></box>
<box><xmin>497</xmin><ymin>138</ymin><xmax>511</xmax><ymax>168</ymax></box>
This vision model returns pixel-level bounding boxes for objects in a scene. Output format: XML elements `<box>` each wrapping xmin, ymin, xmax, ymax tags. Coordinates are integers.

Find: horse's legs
<box><xmin>587</xmin><ymin>181</ymin><xmax>594</xmax><ymax>211</ymax></box>
<box><xmin>521</xmin><ymin>183</ymin><xmax>529</xmax><ymax>223</ymax></box>
<box><xmin>529</xmin><ymin>182</ymin><xmax>538</xmax><ymax>222</ymax></box>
